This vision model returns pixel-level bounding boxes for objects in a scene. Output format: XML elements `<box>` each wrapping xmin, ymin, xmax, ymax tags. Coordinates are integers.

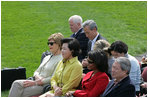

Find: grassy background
<box><xmin>1</xmin><ymin>1</ymin><xmax>147</xmax><ymax>97</ymax></box>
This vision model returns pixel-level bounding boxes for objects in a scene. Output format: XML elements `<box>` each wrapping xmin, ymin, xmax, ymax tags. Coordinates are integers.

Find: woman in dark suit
<box><xmin>66</xmin><ymin>50</ymin><xmax>109</xmax><ymax>97</ymax></box>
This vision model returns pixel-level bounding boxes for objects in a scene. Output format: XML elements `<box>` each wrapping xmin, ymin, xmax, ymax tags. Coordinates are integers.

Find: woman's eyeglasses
<box><xmin>47</xmin><ymin>42</ymin><xmax>56</xmax><ymax>46</ymax></box>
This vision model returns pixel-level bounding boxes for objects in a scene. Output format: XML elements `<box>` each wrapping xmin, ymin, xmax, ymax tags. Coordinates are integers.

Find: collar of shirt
<box><xmin>124</xmin><ymin>53</ymin><xmax>129</xmax><ymax>58</ymax></box>
<box><xmin>90</xmin><ymin>33</ymin><xmax>99</xmax><ymax>50</ymax></box>
<box><xmin>91</xmin><ymin>33</ymin><xmax>99</xmax><ymax>42</ymax></box>
<box><xmin>74</xmin><ymin>28</ymin><xmax>82</xmax><ymax>35</ymax></box>
<box><xmin>62</xmin><ymin>56</ymin><xmax>78</xmax><ymax>64</ymax></box>
<box><xmin>114</xmin><ymin>75</ymin><xmax>128</xmax><ymax>86</ymax></box>
<box><xmin>74</xmin><ymin>32</ymin><xmax>77</xmax><ymax>36</ymax></box>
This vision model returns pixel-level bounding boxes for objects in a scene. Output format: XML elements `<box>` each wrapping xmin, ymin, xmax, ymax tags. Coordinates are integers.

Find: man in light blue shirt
<box><xmin>108</xmin><ymin>40</ymin><xmax>141</xmax><ymax>96</ymax></box>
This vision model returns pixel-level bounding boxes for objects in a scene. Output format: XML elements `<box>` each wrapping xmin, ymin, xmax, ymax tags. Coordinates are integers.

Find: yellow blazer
<box><xmin>50</xmin><ymin>57</ymin><xmax>82</xmax><ymax>95</ymax></box>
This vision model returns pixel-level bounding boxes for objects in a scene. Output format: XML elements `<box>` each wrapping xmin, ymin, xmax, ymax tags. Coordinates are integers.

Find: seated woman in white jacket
<box><xmin>8</xmin><ymin>33</ymin><xmax>64</xmax><ymax>97</ymax></box>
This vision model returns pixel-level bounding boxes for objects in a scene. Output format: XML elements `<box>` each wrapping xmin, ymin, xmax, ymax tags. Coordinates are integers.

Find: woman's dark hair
<box><xmin>61</xmin><ymin>38</ymin><xmax>80</xmax><ymax>57</ymax></box>
<box><xmin>88</xmin><ymin>50</ymin><xmax>108</xmax><ymax>72</ymax></box>
<box><xmin>108</xmin><ymin>40</ymin><xmax>128</xmax><ymax>54</ymax></box>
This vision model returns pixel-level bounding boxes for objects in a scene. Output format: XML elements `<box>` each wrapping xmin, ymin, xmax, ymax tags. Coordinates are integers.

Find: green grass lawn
<box><xmin>1</xmin><ymin>1</ymin><xmax>147</xmax><ymax>97</ymax></box>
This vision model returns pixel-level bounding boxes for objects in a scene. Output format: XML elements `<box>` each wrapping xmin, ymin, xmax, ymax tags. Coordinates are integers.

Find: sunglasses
<box><xmin>87</xmin><ymin>59</ymin><xmax>94</xmax><ymax>64</ymax></box>
<box><xmin>47</xmin><ymin>42</ymin><xmax>56</xmax><ymax>46</ymax></box>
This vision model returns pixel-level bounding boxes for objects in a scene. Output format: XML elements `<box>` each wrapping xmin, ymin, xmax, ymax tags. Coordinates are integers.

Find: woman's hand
<box><xmin>39</xmin><ymin>92</ymin><xmax>54</xmax><ymax>97</ymax></box>
<box><xmin>45</xmin><ymin>93</ymin><xmax>54</xmax><ymax>97</ymax></box>
<box><xmin>34</xmin><ymin>75</ymin><xmax>43</xmax><ymax>80</ymax></box>
<box><xmin>54</xmin><ymin>87</ymin><xmax>62</xmax><ymax>96</ymax></box>
<box><xmin>23</xmin><ymin>80</ymin><xmax>36</xmax><ymax>87</ymax></box>
<box><xmin>65</xmin><ymin>91</ymin><xmax>75</xmax><ymax>97</ymax></box>
<box><xmin>35</xmin><ymin>79</ymin><xmax>43</xmax><ymax>86</ymax></box>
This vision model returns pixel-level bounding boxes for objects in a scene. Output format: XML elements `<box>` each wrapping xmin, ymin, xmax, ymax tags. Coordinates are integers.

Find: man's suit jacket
<box><xmin>71</xmin><ymin>28</ymin><xmax>89</xmax><ymax>61</ymax></box>
<box><xmin>101</xmin><ymin>76</ymin><xmax>136</xmax><ymax>97</ymax></box>
<box><xmin>87</xmin><ymin>34</ymin><xmax>106</xmax><ymax>52</ymax></box>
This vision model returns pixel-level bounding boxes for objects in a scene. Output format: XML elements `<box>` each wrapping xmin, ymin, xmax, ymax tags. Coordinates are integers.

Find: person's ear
<box><xmin>93</xmin><ymin>27</ymin><xmax>97</xmax><ymax>31</ymax></box>
<box><xmin>71</xmin><ymin>50</ymin><xmax>74</xmax><ymax>54</ymax></box>
<box><xmin>77</xmin><ymin>23</ymin><xmax>81</xmax><ymax>27</ymax></box>
<box><xmin>123</xmin><ymin>70</ymin><xmax>128</xmax><ymax>75</ymax></box>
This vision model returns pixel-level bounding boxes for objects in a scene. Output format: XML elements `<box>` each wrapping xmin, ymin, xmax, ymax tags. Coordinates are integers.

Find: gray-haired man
<box><xmin>82</xmin><ymin>20</ymin><xmax>106</xmax><ymax>52</ymax></box>
<box><xmin>69</xmin><ymin>15</ymin><xmax>89</xmax><ymax>62</ymax></box>
<box><xmin>101</xmin><ymin>57</ymin><xmax>136</xmax><ymax>97</ymax></box>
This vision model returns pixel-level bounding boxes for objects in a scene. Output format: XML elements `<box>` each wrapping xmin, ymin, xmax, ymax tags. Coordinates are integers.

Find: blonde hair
<box><xmin>93</xmin><ymin>40</ymin><xmax>111</xmax><ymax>57</ymax></box>
<box><xmin>48</xmin><ymin>33</ymin><xmax>64</xmax><ymax>49</ymax></box>
<box><xmin>93</xmin><ymin>40</ymin><xmax>110</xmax><ymax>51</ymax></box>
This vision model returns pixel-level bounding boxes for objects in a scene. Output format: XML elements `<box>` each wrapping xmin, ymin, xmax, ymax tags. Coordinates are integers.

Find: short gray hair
<box><xmin>68</xmin><ymin>15</ymin><xmax>83</xmax><ymax>24</ymax></box>
<box><xmin>116</xmin><ymin>57</ymin><xmax>131</xmax><ymax>74</ymax></box>
<box><xmin>82</xmin><ymin>20</ymin><xmax>98</xmax><ymax>30</ymax></box>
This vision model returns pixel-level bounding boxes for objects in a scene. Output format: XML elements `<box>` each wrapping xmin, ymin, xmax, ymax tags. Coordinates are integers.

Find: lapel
<box><xmin>88</xmin><ymin>34</ymin><xmax>100</xmax><ymax>52</ymax></box>
<box><xmin>82</xmin><ymin>71</ymin><xmax>104</xmax><ymax>85</ymax></box>
<box><xmin>88</xmin><ymin>40</ymin><xmax>92</xmax><ymax>52</ymax></box>
<box><xmin>71</xmin><ymin>33</ymin><xmax>75</xmax><ymax>38</ymax></box>
<box><xmin>102</xmin><ymin>80</ymin><xmax>115</xmax><ymax>96</ymax></box>
<box><xmin>82</xmin><ymin>71</ymin><xmax>93</xmax><ymax>82</ymax></box>
<box><xmin>96</xmin><ymin>34</ymin><xmax>101</xmax><ymax>41</ymax></box>
<box><xmin>102</xmin><ymin>76</ymin><xmax>130</xmax><ymax>96</ymax></box>
<box><xmin>75</xmin><ymin>28</ymin><xmax>83</xmax><ymax>38</ymax></box>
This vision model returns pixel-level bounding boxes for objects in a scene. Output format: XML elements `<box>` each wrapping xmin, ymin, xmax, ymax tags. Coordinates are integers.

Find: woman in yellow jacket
<box><xmin>40</xmin><ymin>38</ymin><xmax>82</xmax><ymax>97</ymax></box>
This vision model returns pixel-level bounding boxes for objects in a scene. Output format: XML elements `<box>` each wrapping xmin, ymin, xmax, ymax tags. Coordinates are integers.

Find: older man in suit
<box><xmin>69</xmin><ymin>15</ymin><xmax>89</xmax><ymax>62</ymax></box>
<box><xmin>101</xmin><ymin>57</ymin><xmax>136</xmax><ymax>97</ymax></box>
<box><xmin>82</xmin><ymin>20</ymin><xmax>106</xmax><ymax>52</ymax></box>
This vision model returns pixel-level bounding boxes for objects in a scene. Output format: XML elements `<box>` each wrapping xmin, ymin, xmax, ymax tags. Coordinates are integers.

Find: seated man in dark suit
<box><xmin>108</xmin><ymin>40</ymin><xmax>141</xmax><ymax>95</ymax></box>
<box><xmin>69</xmin><ymin>15</ymin><xmax>89</xmax><ymax>62</ymax></box>
<box><xmin>82</xmin><ymin>20</ymin><xmax>106</xmax><ymax>52</ymax></box>
<box><xmin>101</xmin><ymin>57</ymin><xmax>136</xmax><ymax>97</ymax></box>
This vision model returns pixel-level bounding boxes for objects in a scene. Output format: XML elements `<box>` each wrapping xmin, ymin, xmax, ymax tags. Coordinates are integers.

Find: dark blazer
<box><xmin>71</xmin><ymin>28</ymin><xmax>89</xmax><ymax>62</ymax></box>
<box><xmin>87</xmin><ymin>34</ymin><xmax>106</xmax><ymax>52</ymax></box>
<box><xmin>101</xmin><ymin>76</ymin><xmax>136</xmax><ymax>97</ymax></box>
